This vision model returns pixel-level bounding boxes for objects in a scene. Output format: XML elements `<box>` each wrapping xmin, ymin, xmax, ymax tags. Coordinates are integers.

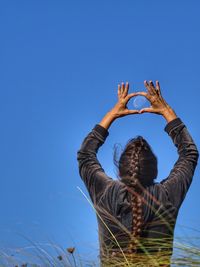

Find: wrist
<box><xmin>162</xmin><ymin>107</ymin><xmax>177</xmax><ymax>123</ymax></box>
<box><xmin>98</xmin><ymin>110</ymin><xmax>117</xmax><ymax>130</ymax></box>
<box><xmin>108</xmin><ymin>110</ymin><xmax>118</xmax><ymax>119</ymax></box>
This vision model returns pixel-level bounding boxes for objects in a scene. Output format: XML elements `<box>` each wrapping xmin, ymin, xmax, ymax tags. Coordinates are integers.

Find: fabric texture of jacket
<box><xmin>77</xmin><ymin>117</ymin><xmax>199</xmax><ymax>266</ymax></box>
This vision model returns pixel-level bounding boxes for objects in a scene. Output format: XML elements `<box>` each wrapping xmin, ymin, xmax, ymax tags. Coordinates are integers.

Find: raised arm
<box><xmin>77</xmin><ymin>82</ymin><xmax>141</xmax><ymax>204</ymax></box>
<box><xmin>160</xmin><ymin>117</ymin><xmax>199</xmax><ymax>209</ymax></box>
<box><xmin>77</xmin><ymin>124</ymin><xmax>113</xmax><ymax>204</ymax></box>
<box><xmin>136</xmin><ymin>80</ymin><xmax>199</xmax><ymax>209</ymax></box>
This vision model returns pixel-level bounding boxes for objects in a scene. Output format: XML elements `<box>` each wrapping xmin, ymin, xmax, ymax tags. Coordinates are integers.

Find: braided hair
<box><xmin>113</xmin><ymin>135</ymin><xmax>158</xmax><ymax>253</ymax></box>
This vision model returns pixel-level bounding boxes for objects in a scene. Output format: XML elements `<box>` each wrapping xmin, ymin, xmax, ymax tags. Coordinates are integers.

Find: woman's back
<box><xmin>77</xmin><ymin>81</ymin><xmax>199</xmax><ymax>266</ymax></box>
<box><xmin>97</xmin><ymin>181</ymin><xmax>176</xmax><ymax>256</ymax></box>
<box><xmin>77</xmin><ymin>117</ymin><xmax>199</xmax><ymax>265</ymax></box>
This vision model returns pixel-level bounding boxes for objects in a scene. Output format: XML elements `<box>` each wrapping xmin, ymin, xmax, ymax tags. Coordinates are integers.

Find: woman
<box><xmin>77</xmin><ymin>80</ymin><xmax>199</xmax><ymax>266</ymax></box>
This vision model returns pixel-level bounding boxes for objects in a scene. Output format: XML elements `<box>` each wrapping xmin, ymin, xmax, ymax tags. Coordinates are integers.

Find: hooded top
<box><xmin>77</xmin><ymin>117</ymin><xmax>199</xmax><ymax>266</ymax></box>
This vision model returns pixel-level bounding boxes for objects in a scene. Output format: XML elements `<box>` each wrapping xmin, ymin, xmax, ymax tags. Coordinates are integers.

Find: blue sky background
<box><xmin>0</xmin><ymin>0</ymin><xmax>200</xmax><ymax>264</ymax></box>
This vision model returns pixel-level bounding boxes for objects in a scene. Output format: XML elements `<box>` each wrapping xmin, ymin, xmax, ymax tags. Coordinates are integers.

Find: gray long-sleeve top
<box><xmin>77</xmin><ymin>117</ymin><xmax>199</xmax><ymax>264</ymax></box>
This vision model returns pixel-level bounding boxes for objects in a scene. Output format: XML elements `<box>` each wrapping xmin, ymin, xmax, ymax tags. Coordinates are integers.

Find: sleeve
<box><xmin>160</xmin><ymin>117</ymin><xmax>199</xmax><ymax>210</ymax></box>
<box><xmin>77</xmin><ymin>124</ymin><xmax>113</xmax><ymax>204</ymax></box>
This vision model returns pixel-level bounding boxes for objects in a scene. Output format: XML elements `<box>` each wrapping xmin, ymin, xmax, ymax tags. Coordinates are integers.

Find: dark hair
<box><xmin>113</xmin><ymin>135</ymin><xmax>158</xmax><ymax>253</ymax></box>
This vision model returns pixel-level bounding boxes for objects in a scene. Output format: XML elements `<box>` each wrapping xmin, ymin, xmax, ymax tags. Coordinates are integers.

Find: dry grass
<box><xmin>1</xmin><ymin>188</ymin><xmax>199</xmax><ymax>266</ymax></box>
<box><xmin>0</xmin><ymin>233</ymin><xmax>200</xmax><ymax>266</ymax></box>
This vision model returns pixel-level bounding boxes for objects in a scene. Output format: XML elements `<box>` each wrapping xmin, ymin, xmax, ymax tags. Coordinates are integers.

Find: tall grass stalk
<box><xmin>1</xmin><ymin>187</ymin><xmax>200</xmax><ymax>266</ymax></box>
<box><xmin>77</xmin><ymin>186</ymin><xmax>131</xmax><ymax>267</ymax></box>
<box><xmin>0</xmin><ymin>233</ymin><xmax>200</xmax><ymax>266</ymax></box>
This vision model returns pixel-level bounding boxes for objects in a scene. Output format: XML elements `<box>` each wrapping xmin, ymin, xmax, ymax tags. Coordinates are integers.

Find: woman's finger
<box><xmin>121</xmin><ymin>82</ymin><xmax>125</xmax><ymax>93</ymax></box>
<box><xmin>125</xmin><ymin>109</ymin><xmax>140</xmax><ymax>115</ymax></box>
<box><xmin>118</xmin><ymin>84</ymin><xmax>121</xmax><ymax>98</ymax></box>
<box><xmin>149</xmin><ymin>80</ymin><xmax>157</xmax><ymax>95</ymax></box>
<box><xmin>156</xmin><ymin>80</ymin><xmax>162</xmax><ymax>97</ymax></box>
<box><xmin>138</xmin><ymin>107</ymin><xmax>154</xmax><ymax>114</ymax></box>
<box><xmin>125</xmin><ymin>91</ymin><xmax>151</xmax><ymax>102</ymax></box>
<box><xmin>144</xmin><ymin>80</ymin><xmax>155</xmax><ymax>95</ymax></box>
<box><xmin>123</xmin><ymin>82</ymin><xmax>129</xmax><ymax>97</ymax></box>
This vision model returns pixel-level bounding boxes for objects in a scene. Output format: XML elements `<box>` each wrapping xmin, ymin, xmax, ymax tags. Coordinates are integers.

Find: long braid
<box><xmin>117</xmin><ymin>137</ymin><xmax>150</xmax><ymax>253</ymax></box>
<box><xmin>114</xmin><ymin>135</ymin><xmax>158</xmax><ymax>254</ymax></box>
<box><xmin>126</xmin><ymin>144</ymin><xmax>143</xmax><ymax>253</ymax></box>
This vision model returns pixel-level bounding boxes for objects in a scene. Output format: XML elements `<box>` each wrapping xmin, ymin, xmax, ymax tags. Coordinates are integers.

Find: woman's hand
<box><xmin>110</xmin><ymin>82</ymin><xmax>140</xmax><ymax>118</ymax></box>
<box><xmin>136</xmin><ymin>80</ymin><xmax>178</xmax><ymax>122</ymax></box>
<box><xmin>99</xmin><ymin>80</ymin><xmax>177</xmax><ymax>130</ymax></box>
<box><xmin>137</xmin><ymin>80</ymin><xmax>172</xmax><ymax>115</ymax></box>
<box><xmin>99</xmin><ymin>82</ymin><xmax>140</xmax><ymax>129</ymax></box>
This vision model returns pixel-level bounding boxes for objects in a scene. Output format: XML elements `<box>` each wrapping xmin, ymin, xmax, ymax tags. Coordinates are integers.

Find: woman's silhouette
<box><xmin>77</xmin><ymin>80</ymin><xmax>199</xmax><ymax>266</ymax></box>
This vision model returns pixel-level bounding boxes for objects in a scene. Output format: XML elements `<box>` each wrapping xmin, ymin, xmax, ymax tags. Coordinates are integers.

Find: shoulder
<box><xmin>153</xmin><ymin>182</ymin><xmax>174</xmax><ymax>204</ymax></box>
<box><xmin>104</xmin><ymin>179</ymin><xmax>124</xmax><ymax>194</ymax></box>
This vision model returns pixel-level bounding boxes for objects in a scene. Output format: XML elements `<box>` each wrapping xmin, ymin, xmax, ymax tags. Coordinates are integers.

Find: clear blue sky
<box><xmin>0</xmin><ymin>0</ymin><xmax>199</xmax><ymax>264</ymax></box>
